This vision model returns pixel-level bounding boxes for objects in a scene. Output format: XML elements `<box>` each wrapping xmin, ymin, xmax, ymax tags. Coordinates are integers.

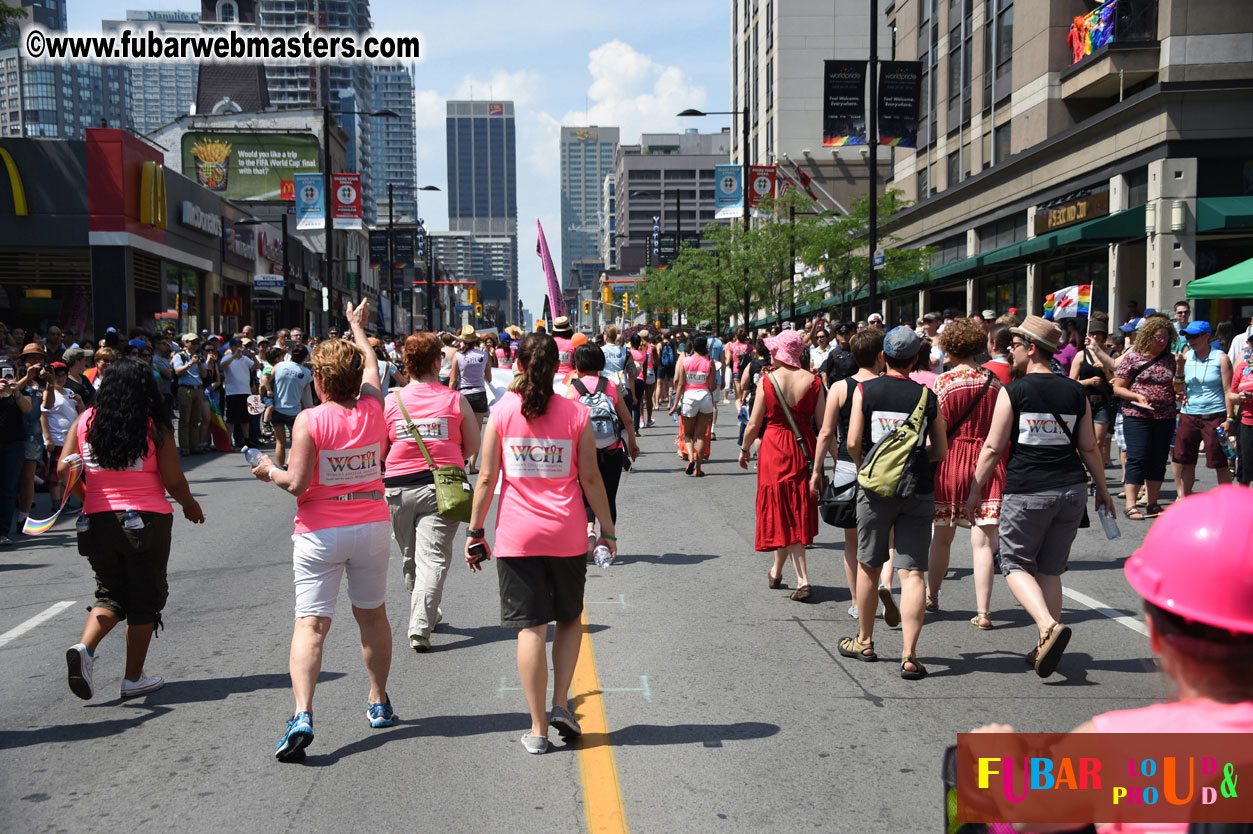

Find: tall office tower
<box><xmin>559</xmin><ymin>126</ymin><xmax>619</xmax><ymax>290</ymax></box>
<box><xmin>0</xmin><ymin>0</ymin><xmax>129</xmax><ymax>139</ymax></box>
<box><xmin>102</xmin><ymin>10</ymin><xmax>201</xmax><ymax>134</ymax></box>
<box><xmin>446</xmin><ymin>100</ymin><xmax>518</xmax><ymax>311</ymax></box>
<box><xmin>371</xmin><ymin>63</ymin><xmax>417</xmax><ymax>225</ymax></box>
<box><xmin>199</xmin><ymin>0</ymin><xmax>377</xmax><ymax>224</ymax></box>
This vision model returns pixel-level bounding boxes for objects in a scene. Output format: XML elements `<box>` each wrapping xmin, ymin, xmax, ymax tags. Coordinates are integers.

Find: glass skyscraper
<box><xmin>559</xmin><ymin>126</ymin><xmax>618</xmax><ymax>290</ymax></box>
<box><xmin>371</xmin><ymin>64</ymin><xmax>417</xmax><ymax>225</ymax></box>
<box><xmin>102</xmin><ymin>10</ymin><xmax>200</xmax><ymax>135</ymax></box>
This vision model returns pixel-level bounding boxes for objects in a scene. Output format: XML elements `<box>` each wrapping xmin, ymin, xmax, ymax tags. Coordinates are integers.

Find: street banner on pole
<box><xmin>368</xmin><ymin>230</ymin><xmax>388</xmax><ymax>269</ymax></box>
<box><xmin>536</xmin><ymin>218</ymin><xmax>566</xmax><ymax>319</ymax></box>
<box><xmin>714</xmin><ymin>164</ymin><xmax>743</xmax><ymax>220</ymax></box>
<box><xmin>878</xmin><ymin>61</ymin><xmax>924</xmax><ymax>147</ymax></box>
<box><xmin>294</xmin><ymin>172</ymin><xmax>324</xmax><ymax>230</ymax></box>
<box><xmin>393</xmin><ymin>230</ymin><xmax>415</xmax><ymax>269</ymax></box>
<box><xmin>331</xmin><ymin>173</ymin><xmax>362</xmax><ymax>229</ymax></box>
<box><xmin>748</xmin><ymin>165</ymin><xmax>777</xmax><ymax>215</ymax></box>
<box><xmin>822</xmin><ymin>60</ymin><xmax>869</xmax><ymax>146</ymax></box>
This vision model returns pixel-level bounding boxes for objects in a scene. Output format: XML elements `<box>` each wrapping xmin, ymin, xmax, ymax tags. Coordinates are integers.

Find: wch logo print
<box><xmin>503</xmin><ymin>438</ymin><xmax>572</xmax><ymax>479</ymax></box>
<box><xmin>1017</xmin><ymin>412</ymin><xmax>1078</xmax><ymax>447</ymax></box>
<box><xmin>318</xmin><ymin>444</ymin><xmax>381</xmax><ymax>486</ymax></box>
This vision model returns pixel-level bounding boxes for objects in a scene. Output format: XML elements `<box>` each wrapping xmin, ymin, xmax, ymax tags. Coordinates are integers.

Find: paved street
<box><xmin>0</xmin><ymin>406</ymin><xmax>1184</xmax><ymax>834</ymax></box>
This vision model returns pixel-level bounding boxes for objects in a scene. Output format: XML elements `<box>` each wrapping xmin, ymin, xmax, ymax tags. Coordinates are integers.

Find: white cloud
<box><xmin>454</xmin><ymin>69</ymin><xmax>544</xmax><ymax>110</ymax></box>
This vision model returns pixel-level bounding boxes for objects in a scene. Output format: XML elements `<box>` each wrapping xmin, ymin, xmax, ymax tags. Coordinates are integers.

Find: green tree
<box><xmin>1</xmin><ymin>2</ymin><xmax>28</xmax><ymax>29</ymax></box>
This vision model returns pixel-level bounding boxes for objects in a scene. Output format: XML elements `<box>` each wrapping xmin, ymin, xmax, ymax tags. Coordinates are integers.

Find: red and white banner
<box><xmin>748</xmin><ymin>165</ymin><xmax>777</xmax><ymax>214</ymax></box>
<box><xmin>331</xmin><ymin>173</ymin><xmax>362</xmax><ymax>230</ymax></box>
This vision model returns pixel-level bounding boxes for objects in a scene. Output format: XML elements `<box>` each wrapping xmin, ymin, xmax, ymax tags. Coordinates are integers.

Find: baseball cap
<box><xmin>922</xmin><ymin>312</ymin><xmax>941</xmax><ymax>323</ymax></box>
<box><xmin>105</xmin><ymin>327</ymin><xmax>117</xmax><ymax>334</ymax></box>
<box><xmin>62</xmin><ymin>347</ymin><xmax>89</xmax><ymax>364</ymax></box>
<box><xmin>182</xmin><ymin>332</ymin><xmax>200</xmax><ymax>342</ymax></box>
<box><xmin>1119</xmin><ymin>317</ymin><xmax>1146</xmax><ymax>334</ymax></box>
<box><xmin>128</xmin><ymin>338</ymin><xmax>148</xmax><ymax>349</ymax></box>
<box><xmin>49</xmin><ymin>361</ymin><xmax>67</xmax><ymax>370</ymax></box>
<box><xmin>835</xmin><ymin>323</ymin><xmax>851</xmax><ymax>334</ymax></box>
<box><xmin>883</xmin><ymin>326</ymin><xmax>922</xmax><ymax>360</ymax></box>
<box><xmin>1182</xmin><ymin>321</ymin><xmax>1212</xmax><ymax>337</ymax></box>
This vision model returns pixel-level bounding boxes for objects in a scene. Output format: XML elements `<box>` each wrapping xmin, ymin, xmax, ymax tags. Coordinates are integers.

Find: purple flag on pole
<box><xmin>536</xmin><ymin>218</ymin><xmax>565</xmax><ymax>319</ymax></box>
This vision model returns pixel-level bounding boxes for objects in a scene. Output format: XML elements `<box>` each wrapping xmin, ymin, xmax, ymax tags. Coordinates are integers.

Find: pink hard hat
<box><xmin>1124</xmin><ymin>486</ymin><xmax>1253</xmax><ymax>634</ymax></box>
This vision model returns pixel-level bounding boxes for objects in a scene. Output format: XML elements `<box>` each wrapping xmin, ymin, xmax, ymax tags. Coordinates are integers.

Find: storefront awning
<box><xmin>1197</xmin><ymin>197</ymin><xmax>1253</xmax><ymax>233</ymax></box>
<box><xmin>1186</xmin><ymin>255</ymin><xmax>1253</xmax><ymax>300</ymax></box>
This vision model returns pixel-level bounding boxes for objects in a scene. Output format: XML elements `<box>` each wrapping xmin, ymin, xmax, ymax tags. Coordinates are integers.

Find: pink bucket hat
<box><xmin>764</xmin><ymin>329</ymin><xmax>805</xmax><ymax>368</ymax></box>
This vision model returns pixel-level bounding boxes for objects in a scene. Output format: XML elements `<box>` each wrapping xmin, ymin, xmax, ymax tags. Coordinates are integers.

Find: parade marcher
<box><xmin>568</xmin><ymin>345</ymin><xmax>639</xmax><ymax>543</ymax></box>
<box><xmin>448</xmin><ymin>325</ymin><xmax>492</xmax><ymax>473</ymax></box>
<box><xmin>842</xmin><ymin>327</ymin><xmax>946</xmax><ymax>679</ymax></box>
<box><xmin>670</xmin><ymin>335</ymin><xmax>717</xmax><ymax>476</ymax></box>
<box><xmin>737</xmin><ymin>338</ymin><xmax>770</xmax><ymax>449</ymax></box>
<box><xmin>250</xmin><ymin>300</ymin><xmax>397</xmax><ymax>760</ymax></box>
<box><xmin>384</xmin><ymin>332</ymin><xmax>480</xmax><ymax>652</ymax></box>
<box><xmin>62</xmin><ymin>358</ymin><xmax>205</xmax><ymax>701</ymax></box>
<box><xmin>656</xmin><ymin>332</ymin><xmax>677</xmax><ymax>411</ymax></box>
<box><xmin>438</xmin><ymin>332</ymin><xmax>457</xmax><ymax>387</ymax></box>
<box><xmin>628</xmin><ymin>333</ymin><xmax>647</xmax><ymax>433</ymax></box>
<box><xmin>972</xmin><ymin>486</ymin><xmax>1253</xmax><ymax>834</ymax></box>
<box><xmin>1230</xmin><ymin>340</ymin><xmax>1253</xmax><ymax>486</ymax></box>
<box><xmin>551</xmin><ymin>316</ymin><xmax>576</xmax><ymax>381</ymax></box>
<box><xmin>270</xmin><ymin>344</ymin><xmax>312</xmax><ymax>468</ymax></box>
<box><xmin>812</xmin><ymin>328</ymin><xmax>884</xmax><ymax>617</ymax></box>
<box><xmin>464</xmin><ymin>332</ymin><xmax>617</xmax><ymax>755</ymax></box>
<box><xmin>1069</xmin><ymin>313</ymin><xmax>1117</xmax><ymax>468</ymax></box>
<box><xmin>740</xmin><ymin>329</ymin><xmax>825</xmax><ymax>602</ymax></box>
<box><xmin>968</xmin><ymin>316</ymin><xmax>1114</xmax><ymax>678</ymax></box>
<box><xmin>926</xmin><ymin>319</ymin><xmax>1004</xmax><ymax>629</ymax></box>
<box><xmin>1112</xmin><ymin>316</ymin><xmax>1178</xmax><ymax>520</ymax></box>
<box><xmin>1171</xmin><ymin>320</ymin><xmax>1233</xmax><ymax>497</ymax></box>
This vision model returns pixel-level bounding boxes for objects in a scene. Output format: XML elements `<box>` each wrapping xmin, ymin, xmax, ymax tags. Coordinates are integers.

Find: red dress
<box><xmin>754</xmin><ymin>372</ymin><xmax>820</xmax><ymax>551</ymax></box>
<box><xmin>933</xmin><ymin>366</ymin><xmax>1006</xmax><ymax>527</ymax></box>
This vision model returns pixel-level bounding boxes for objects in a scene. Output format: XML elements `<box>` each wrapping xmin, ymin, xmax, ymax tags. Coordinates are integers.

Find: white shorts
<box><xmin>292</xmin><ymin>520</ymin><xmax>391</xmax><ymax>619</ymax></box>
<box><xmin>680</xmin><ymin>389</ymin><xmax>714</xmax><ymax>417</ymax></box>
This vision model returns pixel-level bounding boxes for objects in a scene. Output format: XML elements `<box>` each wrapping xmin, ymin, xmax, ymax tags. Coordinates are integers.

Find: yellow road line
<box><xmin>572</xmin><ymin>610</ymin><xmax>629</xmax><ymax>834</ymax></box>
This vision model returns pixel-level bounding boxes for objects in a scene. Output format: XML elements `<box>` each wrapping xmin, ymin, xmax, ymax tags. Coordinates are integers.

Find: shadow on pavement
<box><xmin>0</xmin><ymin>562</ymin><xmax>49</xmax><ymax>572</ymax></box>
<box><xmin>0</xmin><ymin>704</ymin><xmax>172</xmax><ymax>749</ymax></box>
<box><xmin>587</xmin><ymin>721</ymin><xmax>780</xmax><ymax>747</ymax></box>
<box><xmin>431</xmin><ymin>622</ymin><xmax>596</xmax><ymax>651</ymax></box>
<box><xmin>301</xmin><ymin>712</ymin><xmax>530</xmax><ymax>765</ymax></box>
<box><xmin>924</xmin><ymin>650</ymin><xmax>1154</xmax><ymax>681</ymax></box>
<box><xmin>139</xmin><ymin>671</ymin><xmax>347</xmax><ymax>705</ymax></box>
<box><xmin>623</xmin><ymin>552</ymin><xmax>719</xmax><ymax>565</ymax></box>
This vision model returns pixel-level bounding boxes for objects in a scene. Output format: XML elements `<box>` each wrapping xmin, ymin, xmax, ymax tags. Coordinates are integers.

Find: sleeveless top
<box><xmin>1076</xmin><ymin>348</ymin><xmax>1113</xmax><ymax>400</ymax></box>
<box><xmin>495</xmin><ymin>347</ymin><xmax>511</xmax><ymax>369</ymax></box>
<box><xmin>836</xmin><ymin>377</ymin><xmax>858</xmax><ymax>463</ymax></box>
<box><xmin>384</xmin><ymin>383</ymin><xmax>465</xmax><ymax>479</ymax></box>
<box><xmin>727</xmin><ymin>341</ymin><xmax>749</xmax><ymax>376</ymax></box>
<box><xmin>1004</xmin><ymin>373</ymin><xmax>1087</xmax><ymax>494</ymax></box>
<box><xmin>1182</xmin><ymin>349</ymin><xmax>1225</xmax><ymax>415</ymax></box>
<box><xmin>683</xmin><ymin>355</ymin><xmax>714</xmax><ymax>391</ymax></box>
<box><xmin>77</xmin><ymin>410</ymin><xmax>170</xmax><ymax>515</ymax></box>
<box><xmin>630</xmin><ymin>348</ymin><xmax>646</xmax><ymax>380</ymax></box>
<box><xmin>490</xmin><ymin>392</ymin><xmax>589</xmax><ymax>558</ymax></box>
<box><xmin>455</xmin><ymin>348</ymin><xmax>488</xmax><ymax>393</ymax></box>
<box><xmin>601</xmin><ymin>344</ymin><xmax>628</xmax><ymax>377</ymax></box>
<box><xmin>554</xmin><ymin>337</ymin><xmax>575</xmax><ymax>375</ymax></box>
<box><xmin>294</xmin><ymin>396</ymin><xmax>390</xmax><ymax>534</ymax></box>
<box><xmin>439</xmin><ymin>352</ymin><xmax>453</xmax><ymax>379</ymax></box>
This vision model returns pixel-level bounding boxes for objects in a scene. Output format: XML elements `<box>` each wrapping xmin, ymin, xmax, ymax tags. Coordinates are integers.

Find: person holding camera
<box><xmin>220</xmin><ymin>337</ymin><xmax>258</xmax><ymax>449</ymax></box>
<box><xmin>249</xmin><ymin>300</ymin><xmax>395</xmax><ymax>761</ymax></box>
<box><xmin>463</xmin><ymin>332</ymin><xmax>616</xmax><ymax>756</ymax></box>
<box><xmin>173</xmin><ymin>334</ymin><xmax>204</xmax><ymax>456</ymax></box>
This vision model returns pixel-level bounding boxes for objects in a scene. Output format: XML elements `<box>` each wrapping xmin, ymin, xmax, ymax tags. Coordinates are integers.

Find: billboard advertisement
<box><xmin>181</xmin><ymin>132</ymin><xmax>320</xmax><ymax>201</ymax></box>
<box><xmin>822</xmin><ymin>60</ymin><xmax>868</xmax><ymax>147</ymax></box>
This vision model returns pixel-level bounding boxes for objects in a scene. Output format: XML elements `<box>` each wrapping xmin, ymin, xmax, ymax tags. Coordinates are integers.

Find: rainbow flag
<box><xmin>1043</xmin><ymin>284</ymin><xmax>1092</xmax><ymax>320</ymax></box>
<box><xmin>22</xmin><ymin>454</ymin><xmax>83</xmax><ymax>535</ymax></box>
<box><xmin>206</xmin><ymin>396</ymin><xmax>235</xmax><ymax>452</ymax></box>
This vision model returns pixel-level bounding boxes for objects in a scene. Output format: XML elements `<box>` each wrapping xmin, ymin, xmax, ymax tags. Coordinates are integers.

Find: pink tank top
<box><xmin>495</xmin><ymin>347</ymin><xmax>511</xmax><ymax>368</ymax></box>
<box><xmin>295</xmin><ymin>396</ymin><xmax>390</xmax><ymax>534</ymax></box>
<box><xmin>384</xmin><ymin>383</ymin><xmax>465</xmax><ymax>478</ymax></box>
<box><xmin>77</xmin><ymin>410</ymin><xmax>170</xmax><ymax>515</ymax></box>
<box><xmin>630</xmin><ymin>348</ymin><xmax>645</xmax><ymax>380</ymax></box>
<box><xmin>490</xmin><ymin>391</ymin><xmax>589</xmax><ymax>558</ymax></box>
<box><xmin>554</xmin><ymin>337</ymin><xmax>575</xmax><ymax>375</ymax></box>
<box><xmin>684</xmin><ymin>355</ymin><xmax>714</xmax><ymax>390</ymax></box>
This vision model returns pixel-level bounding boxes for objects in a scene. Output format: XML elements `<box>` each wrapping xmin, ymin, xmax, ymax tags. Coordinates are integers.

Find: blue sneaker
<box><xmin>275</xmin><ymin>711</ymin><xmax>313</xmax><ymax>761</ymax></box>
<box><xmin>367</xmin><ymin>695</ymin><xmax>395</xmax><ymax>728</ymax></box>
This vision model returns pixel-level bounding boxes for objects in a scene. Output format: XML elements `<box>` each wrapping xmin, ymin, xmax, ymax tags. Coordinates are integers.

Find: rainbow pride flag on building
<box><xmin>1043</xmin><ymin>284</ymin><xmax>1092</xmax><ymax>320</ymax></box>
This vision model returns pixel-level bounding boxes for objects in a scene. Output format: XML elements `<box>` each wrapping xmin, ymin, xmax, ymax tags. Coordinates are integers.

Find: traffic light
<box><xmin>474</xmin><ymin>303</ymin><xmax>483</xmax><ymax>319</ymax></box>
<box><xmin>467</xmin><ymin>287</ymin><xmax>478</xmax><ymax>304</ymax></box>
<box><xmin>622</xmin><ymin>292</ymin><xmax>629</xmax><ymax>311</ymax></box>
<box><xmin>601</xmin><ymin>284</ymin><xmax>613</xmax><ymax>304</ymax></box>
<box><xmin>582</xmin><ymin>300</ymin><xmax>591</xmax><ymax>315</ymax></box>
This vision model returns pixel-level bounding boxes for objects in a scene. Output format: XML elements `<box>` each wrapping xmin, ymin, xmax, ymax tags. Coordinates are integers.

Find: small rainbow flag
<box><xmin>206</xmin><ymin>396</ymin><xmax>236</xmax><ymax>453</ymax></box>
<box><xmin>1043</xmin><ymin>284</ymin><xmax>1092</xmax><ymax>320</ymax></box>
<box><xmin>22</xmin><ymin>454</ymin><xmax>83</xmax><ymax>535</ymax></box>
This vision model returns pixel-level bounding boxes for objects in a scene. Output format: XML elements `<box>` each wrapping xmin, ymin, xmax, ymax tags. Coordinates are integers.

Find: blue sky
<box><xmin>70</xmin><ymin>0</ymin><xmax>732</xmax><ymax>318</ymax></box>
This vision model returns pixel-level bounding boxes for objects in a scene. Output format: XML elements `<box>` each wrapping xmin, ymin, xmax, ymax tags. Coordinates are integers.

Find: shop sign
<box><xmin>181</xmin><ymin>200</ymin><xmax>222</xmax><ymax>237</ymax></box>
<box><xmin>222</xmin><ymin>219</ymin><xmax>256</xmax><ymax>270</ymax></box>
<box><xmin>258</xmin><ymin>231</ymin><xmax>283</xmax><ymax>264</ymax></box>
<box><xmin>1034</xmin><ymin>190</ymin><xmax>1110</xmax><ymax>235</ymax></box>
<box><xmin>254</xmin><ymin>274</ymin><xmax>285</xmax><ymax>295</ymax></box>
<box><xmin>220</xmin><ymin>295</ymin><xmax>243</xmax><ymax>316</ymax></box>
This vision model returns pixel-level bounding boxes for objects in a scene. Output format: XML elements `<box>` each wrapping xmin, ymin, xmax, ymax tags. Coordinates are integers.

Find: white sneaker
<box><xmin>66</xmin><ymin>643</ymin><xmax>94</xmax><ymax>700</ymax></box>
<box><xmin>847</xmin><ymin>605</ymin><xmax>858</xmax><ymax>619</ymax></box>
<box><xmin>521</xmin><ymin>733</ymin><xmax>550</xmax><ymax>755</ymax></box>
<box><xmin>410</xmin><ymin>635</ymin><xmax>431</xmax><ymax>652</ymax></box>
<box><xmin>120</xmin><ymin>672</ymin><xmax>164</xmax><ymax>698</ymax></box>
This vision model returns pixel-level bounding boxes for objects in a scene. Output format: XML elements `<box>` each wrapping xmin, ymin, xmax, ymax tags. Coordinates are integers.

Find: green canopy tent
<box><xmin>1187</xmin><ymin>256</ymin><xmax>1253</xmax><ymax>299</ymax></box>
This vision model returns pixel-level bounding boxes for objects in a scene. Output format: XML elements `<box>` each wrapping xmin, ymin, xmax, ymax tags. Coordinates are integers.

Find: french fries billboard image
<box><xmin>191</xmin><ymin>138</ymin><xmax>232</xmax><ymax>192</ymax></box>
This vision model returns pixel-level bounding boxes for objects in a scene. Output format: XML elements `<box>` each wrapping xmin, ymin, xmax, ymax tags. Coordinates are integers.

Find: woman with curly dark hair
<box><xmin>59</xmin><ymin>358</ymin><xmax>205</xmax><ymax>702</ymax></box>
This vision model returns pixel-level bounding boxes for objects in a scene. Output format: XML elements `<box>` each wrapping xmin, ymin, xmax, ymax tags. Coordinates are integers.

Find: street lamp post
<box><xmin>386</xmin><ymin>182</ymin><xmax>439</xmax><ymax>335</ymax></box>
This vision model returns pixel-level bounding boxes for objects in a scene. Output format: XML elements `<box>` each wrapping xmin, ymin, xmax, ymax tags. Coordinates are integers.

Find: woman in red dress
<box><xmin>928</xmin><ymin>318</ymin><xmax>1006</xmax><ymax>629</ymax></box>
<box><xmin>738</xmin><ymin>330</ymin><xmax>826</xmax><ymax>601</ymax></box>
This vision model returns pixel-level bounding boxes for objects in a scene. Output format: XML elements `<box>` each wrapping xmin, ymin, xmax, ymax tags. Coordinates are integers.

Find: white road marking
<box><xmin>0</xmin><ymin>601</ymin><xmax>77</xmax><ymax>649</ymax></box>
<box><xmin>1062</xmin><ymin>586</ymin><xmax>1148</xmax><ymax>636</ymax></box>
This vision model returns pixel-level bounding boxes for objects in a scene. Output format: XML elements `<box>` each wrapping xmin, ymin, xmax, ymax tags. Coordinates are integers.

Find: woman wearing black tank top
<box><xmin>1068</xmin><ymin>313</ymin><xmax>1116</xmax><ymax>468</ymax></box>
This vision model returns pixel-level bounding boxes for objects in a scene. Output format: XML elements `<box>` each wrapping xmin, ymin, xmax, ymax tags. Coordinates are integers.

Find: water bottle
<box><xmin>242</xmin><ymin>446</ymin><xmax>264</xmax><ymax>468</ymax></box>
<box><xmin>122</xmin><ymin>509</ymin><xmax>145</xmax><ymax>531</ymax></box>
<box><xmin>671</xmin><ymin>411</ymin><xmax>679</xmax><ymax>424</ymax></box>
<box><xmin>1097</xmin><ymin>505</ymin><xmax>1121</xmax><ymax>540</ymax></box>
<box><xmin>592</xmin><ymin>544</ymin><xmax>613</xmax><ymax>568</ymax></box>
<box><xmin>75</xmin><ymin>513</ymin><xmax>90</xmax><ymax>533</ymax></box>
<box><xmin>1216</xmin><ymin>425</ymin><xmax>1237</xmax><ymax>461</ymax></box>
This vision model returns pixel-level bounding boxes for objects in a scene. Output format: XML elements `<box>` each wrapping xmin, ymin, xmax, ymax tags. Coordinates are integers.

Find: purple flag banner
<box><xmin>536</xmin><ymin>218</ymin><xmax>566</xmax><ymax>319</ymax></box>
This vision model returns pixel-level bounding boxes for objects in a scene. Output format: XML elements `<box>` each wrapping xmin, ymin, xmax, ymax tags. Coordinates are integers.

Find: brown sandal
<box><xmin>970</xmin><ymin>611</ymin><xmax>993</xmax><ymax>630</ymax></box>
<box><xmin>1034</xmin><ymin>623</ymin><xmax>1072</xmax><ymax>678</ymax></box>
<box><xmin>900</xmin><ymin>655</ymin><xmax>928</xmax><ymax>680</ymax></box>
<box><xmin>767</xmin><ymin>570</ymin><xmax>782</xmax><ymax>590</ymax></box>
<box><xmin>789</xmin><ymin>584</ymin><xmax>812</xmax><ymax>602</ymax></box>
<box><xmin>837</xmin><ymin>636</ymin><xmax>877</xmax><ymax>661</ymax></box>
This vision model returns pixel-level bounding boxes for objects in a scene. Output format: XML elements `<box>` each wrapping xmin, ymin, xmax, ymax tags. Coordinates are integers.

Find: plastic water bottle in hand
<box><xmin>242</xmin><ymin>446</ymin><xmax>264</xmax><ymax>468</ymax></box>
<box><xmin>1216</xmin><ymin>425</ymin><xmax>1237</xmax><ymax>461</ymax></box>
<box><xmin>592</xmin><ymin>544</ymin><xmax>613</xmax><ymax>568</ymax></box>
<box><xmin>1097</xmin><ymin>505</ymin><xmax>1121</xmax><ymax>540</ymax></box>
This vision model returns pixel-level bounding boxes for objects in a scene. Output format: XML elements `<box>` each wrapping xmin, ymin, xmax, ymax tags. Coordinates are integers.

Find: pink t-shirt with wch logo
<box><xmin>490</xmin><ymin>391</ymin><xmax>588</xmax><ymax>558</ymax></box>
<box><xmin>384</xmin><ymin>383</ymin><xmax>465</xmax><ymax>477</ymax></box>
<box><xmin>295</xmin><ymin>396</ymin><xmax>390</xmax><ymax>534</ymax></box>
<box><xmin>554</xmin><ymin>337</ymin><xmax>575</xmax><ymax>375</ymax></box>
<box><xmin>683</xmin><ymin>355</ymin><xmax>714</xmax><ymax>390</ymax></box>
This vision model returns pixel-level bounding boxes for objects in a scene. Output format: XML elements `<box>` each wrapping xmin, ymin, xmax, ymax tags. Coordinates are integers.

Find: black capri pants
<box><xmin>77</xmin><ymin>510</ymin><xmax>174</xmax><ymax>625</ymax></box>
<box><xmin>1239</xmin><ymin>422</ymin><xmax>1253</xmax><ymax>486</ymax></box>
<box><xmin>1121</xmin><ymin>415</ymin><xmax>1174</xmax><ymax>485</ymax></box>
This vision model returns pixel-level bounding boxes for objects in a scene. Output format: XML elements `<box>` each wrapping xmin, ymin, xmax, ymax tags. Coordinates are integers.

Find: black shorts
<box><xmin>659</xmin><ymin>366</ymin><xmax>675</xmax><ymax>380</ymax></box>
<box><xmin>271</xmin><ymin>409</ymin><xmax>299</xmax><ymax>427</ymax></box>
<box><xmin>464</xmin><ymin>391</ymin><xmax>489</xmax><ymax>414</ymax></box>
<box><xmin>225</xmin><ymin>393</ymin><xmax>249</xmax><ymax>423</ymax></box>
<box><xmin>496</xmin><ymin>555</ymin><xmax>586</xmax><ymax>628</ymax></box>
<box><xmin>78</xmin><ymin>511</ymin><xmax>173</xmax><ymax>625</ymax></box>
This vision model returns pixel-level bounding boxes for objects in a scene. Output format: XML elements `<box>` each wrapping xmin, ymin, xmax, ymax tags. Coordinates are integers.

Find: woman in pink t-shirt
<box><xmin>59</xmin><ymin>359</ymin><xmax>204</xmax><ymax>703</ymax></box>
<box><xmin>250</xmin><ymin>300</ymin><xmax>396</xmax><ymax>761</ymax></box>
<box><xmin>1228</xmin><ymin>350</ymin><xmax>1253</xmax><ymax>486</ymax></box>
<box><xmin>971</xmin><ymin>487</ymin><xmax>1253</xmax><ymax>833</ymax></box>
<box><xmin>383</xmin><ymin>332</ymin><xmax>480</xmax><ymax>652</ymax></box>
<box><xmin>465</xmin><ymin>332</ymin><xmax>617</xmax><ymax>756</ymax></box>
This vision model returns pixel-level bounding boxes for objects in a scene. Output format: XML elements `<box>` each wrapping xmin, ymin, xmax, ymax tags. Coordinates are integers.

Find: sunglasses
<box><xmin>1009</xmin><ymin>340</ymin><xmax>1030</xmax><ymax>351</ymax></box>
<box><xmin>1151</xmin><ymin>334</ymin><xmax>1170</xmax><ymax>342</ymax></box>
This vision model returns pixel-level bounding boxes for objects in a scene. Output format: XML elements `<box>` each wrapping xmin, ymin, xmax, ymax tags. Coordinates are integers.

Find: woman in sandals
<box><xmin>738</xmin><ymin>329</ymin><xmax>826</xmax><ymax>602</ymax></box>
<box><xmin>926</xmin><ymin>318</ymin><xmax>1005</xmax><ymax>631</ymax></box>
<box><xmin>1112</xmin><ymin>314</ymin><xmax>1178</xmax><ymax>520</ymax></box>
<box><xmin>669</xmin><ymin>335</ymin><xmax>717</xmax><ymax>475</ymax></box>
